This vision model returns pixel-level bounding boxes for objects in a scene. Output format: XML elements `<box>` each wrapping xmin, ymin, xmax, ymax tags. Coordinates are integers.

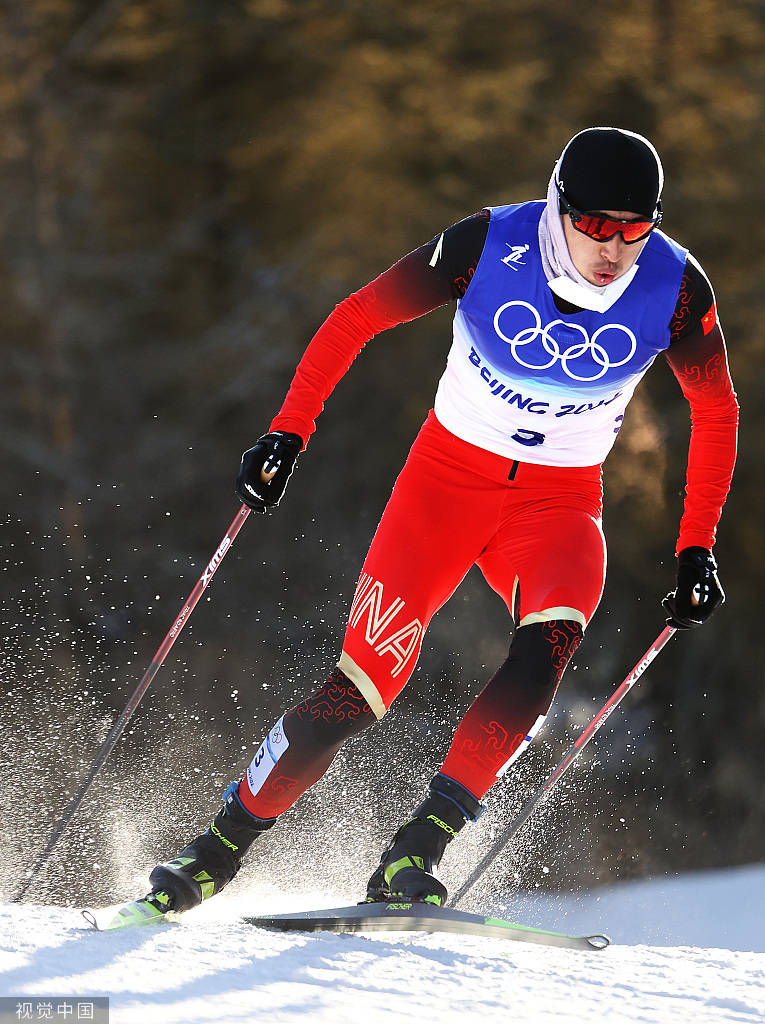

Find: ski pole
<box><xmin>451</xmin><ymin>624</ymin><xmax>677</xmax><ymax>909</ymax></box>
<box><xmin>14</xmin><ymin>504</ymin><xmax>252</xmax><ymax>901</ymax></box>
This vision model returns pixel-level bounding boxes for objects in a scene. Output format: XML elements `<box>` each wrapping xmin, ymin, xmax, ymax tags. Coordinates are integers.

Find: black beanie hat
<box><xmin>556</xmin><ymin>127</ymin><xmax>663</xmax><ymax>218</ymax></box>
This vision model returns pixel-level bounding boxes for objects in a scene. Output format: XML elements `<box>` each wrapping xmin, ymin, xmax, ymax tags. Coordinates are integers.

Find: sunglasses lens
<box><xmin>619</xmin><ymin>219</ymin><xmax>655</xmax><ymax>242</ymax></box>
<box><xmin>576</xmin><ymin>215</ymin><xmax>614</xmax><ymax>241</ymax></box>
<box><xmin>576</xmin><ymin>214</ymin><xmax>655</xmax><ymax>243</ymax></box>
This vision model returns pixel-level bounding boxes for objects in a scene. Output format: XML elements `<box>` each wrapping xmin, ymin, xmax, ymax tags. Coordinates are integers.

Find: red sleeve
<box><xmin>269</xmin><ymin>213</ymin><xmax>490</xmax><ymax>443</ymax></box>
<box><xmin>268</xmin><ymin>256</ymin><xmax>446</xmax><ymax>442</ymax></box>
<box><xmin>664</xmin><ymin>320</ymin><xmax>739</xmax><ymax>553</ymax></box>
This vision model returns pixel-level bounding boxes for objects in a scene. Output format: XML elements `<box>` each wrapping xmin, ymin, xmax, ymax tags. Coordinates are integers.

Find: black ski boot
<box><xmin>149</xmin><ymin>782</ymin><xmax>276</xmax><ymax>913</ymax></box>
<box><xmin>366</xmin><ymin>774</ymin><xmax>484</xmax><ymax>907</ymax></box>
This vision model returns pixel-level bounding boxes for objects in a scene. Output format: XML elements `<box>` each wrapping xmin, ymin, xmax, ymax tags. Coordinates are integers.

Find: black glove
<box><xmin>235</xmin><ymin>431</ymin><xmax>303</xmax><ymax>513</ymax></box>
<box><xmin>662</xmin><ymin>546</ymin><xmax>725</xmax><ymax>629</ymax></box>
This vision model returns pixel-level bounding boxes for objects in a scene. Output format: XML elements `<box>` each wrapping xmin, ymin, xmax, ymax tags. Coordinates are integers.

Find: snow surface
<box><xmin>2</xmin><ymin>867</ymin><xmax>764</xmax><ymax>1024</ymax></box>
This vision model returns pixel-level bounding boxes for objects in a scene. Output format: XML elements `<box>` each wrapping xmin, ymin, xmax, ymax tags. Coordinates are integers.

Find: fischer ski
<box><xmin>244</xmin><ymin>902</ymin><xmax>610</xmax><ymax>951</ymax></box>
<box><xmin>83</xmin><ymin>898</ymin><xmax>610</xmax><ymax>950</ymax></box>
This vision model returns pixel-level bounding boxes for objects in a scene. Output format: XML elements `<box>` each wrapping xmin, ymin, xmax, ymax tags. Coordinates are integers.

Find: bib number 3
<box><xmin>511</xmin><ymin>428</ymin><xmax>546</xmax><ymax>447</ymax></box>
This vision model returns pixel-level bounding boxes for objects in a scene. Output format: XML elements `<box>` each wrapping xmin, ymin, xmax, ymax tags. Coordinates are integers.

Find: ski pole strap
<box><xmin>451</xmin><ymin>625</ymin><xmax>677</xmax><ymax>909</ymax></box>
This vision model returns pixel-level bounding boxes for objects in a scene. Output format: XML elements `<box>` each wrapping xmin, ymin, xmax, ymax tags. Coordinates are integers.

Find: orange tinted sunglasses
<box><xmin>557</xmin><ymin>183</ymin><xmax>662</xmax><ymax>244</ymax></box>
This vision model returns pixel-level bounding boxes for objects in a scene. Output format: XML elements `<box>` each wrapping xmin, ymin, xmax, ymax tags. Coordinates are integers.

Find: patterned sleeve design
<box><xmin>664</xmin><ymin>300</ymin><xmax>739</xmax><ymax>553</ymax></box>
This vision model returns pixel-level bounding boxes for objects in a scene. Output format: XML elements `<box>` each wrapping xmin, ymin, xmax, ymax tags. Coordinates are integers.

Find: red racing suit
<box><xmin>237</xmin><ymin>208</ymin><xmax>738</xmax><ymax>813</ymax></box>
<box><xmin>268</xmin><ymin>209</ymin><xmax>738</xmax><ymax>718</ymax></box>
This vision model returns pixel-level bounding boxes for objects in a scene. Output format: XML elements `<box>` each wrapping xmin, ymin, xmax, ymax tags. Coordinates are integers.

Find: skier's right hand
<box><xmin>235</xmin><ymin>431</ymin><xmax>303</xmax><ymax>514</ymax></box>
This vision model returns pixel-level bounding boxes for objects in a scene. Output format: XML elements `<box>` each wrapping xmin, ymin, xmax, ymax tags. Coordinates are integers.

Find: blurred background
<box><xmin>0</xmin><ymin>0</ymin><xmax>762</xmax><ymax>909</ymax></box>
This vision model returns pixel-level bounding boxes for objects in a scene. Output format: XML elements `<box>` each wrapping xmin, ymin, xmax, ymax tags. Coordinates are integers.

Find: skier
<box><xmin>148</xmin><ymin>127</ymin><xmax>738</xmax><ymax>914</ymax></box>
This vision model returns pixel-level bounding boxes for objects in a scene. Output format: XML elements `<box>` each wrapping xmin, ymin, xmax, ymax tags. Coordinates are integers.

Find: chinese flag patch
<box><xmin>701</xmin><ymin>301</ymin><xmax>718</xmax><ymax>335</ymax></box>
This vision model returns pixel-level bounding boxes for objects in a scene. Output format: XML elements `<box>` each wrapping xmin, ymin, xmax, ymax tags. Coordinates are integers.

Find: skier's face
<box><xmin>562</xmin><ymin>210</ymin><xmax>648</xmax><ymax>286</ymax></box>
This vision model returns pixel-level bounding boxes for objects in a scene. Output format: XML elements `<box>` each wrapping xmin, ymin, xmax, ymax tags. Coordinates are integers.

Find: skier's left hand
<box><xmin>662</xmin><ymin>546</ymin><xmax>725</xmax><ymax>629</ymax></box>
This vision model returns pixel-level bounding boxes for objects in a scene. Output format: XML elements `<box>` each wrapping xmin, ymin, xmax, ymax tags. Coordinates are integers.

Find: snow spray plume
<box><xmin>12</xmin><ymin>505</ymin><xmax>251</xmax><ymax>902</ymax></box>
<box><xmin>231</xmin><ymin>709</ymin><xmax>450</xmax><ymax>908</ymax></box>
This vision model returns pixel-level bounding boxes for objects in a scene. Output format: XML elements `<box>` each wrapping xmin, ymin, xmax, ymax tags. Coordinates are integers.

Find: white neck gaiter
<box><xmin>537</xmin><ymin>161</ymin><xmax>641</xmax><ymax>314</ymax></box>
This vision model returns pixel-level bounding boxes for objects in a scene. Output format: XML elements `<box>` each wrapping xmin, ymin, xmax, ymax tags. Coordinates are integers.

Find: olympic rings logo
<box><xmin>492</xmin><ymin>300</ymin><xmax>637</xmax><ymax>382</ymax></box>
